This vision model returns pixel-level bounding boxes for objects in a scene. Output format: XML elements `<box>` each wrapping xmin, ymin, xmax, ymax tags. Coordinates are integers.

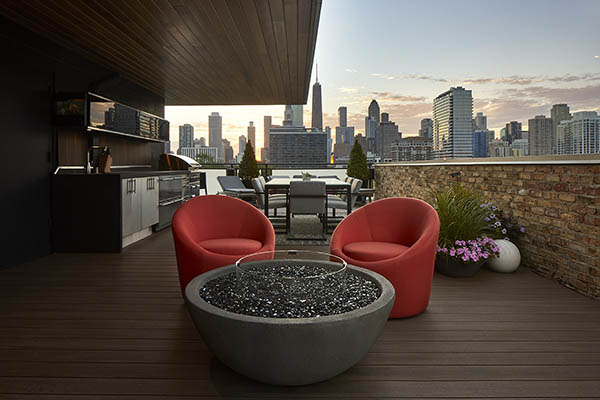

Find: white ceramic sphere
<box><xmin>487</xmin><ymin>239</ymin><xmax>521</xmax><ymax>273</ymax></box>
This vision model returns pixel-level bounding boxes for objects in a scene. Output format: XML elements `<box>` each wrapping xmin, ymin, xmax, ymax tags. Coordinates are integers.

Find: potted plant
<box><xmin>238</xmin><ymin>140</ymin><xmax>259</xmax><ymax>188</ymax></box>
<box><xmin>430</xmin><ymin>185</ymin><xmax>500</xmax><ymax>277</ymax></box>
<box><xmin>301</xmin><ymin>172</ymin><xmax>312</xmax><ymax>181</ymax></box>
<box><xmin>481</xmin><ymin>202</ymin><xmax>526</xmax><ymax>273</ymax></box>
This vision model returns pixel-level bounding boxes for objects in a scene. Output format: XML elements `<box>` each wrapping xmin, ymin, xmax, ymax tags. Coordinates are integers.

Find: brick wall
<box><xmin>375</xmin><ymin>160</ymin><xmax>600</xmax><ymax>299</ymax></box>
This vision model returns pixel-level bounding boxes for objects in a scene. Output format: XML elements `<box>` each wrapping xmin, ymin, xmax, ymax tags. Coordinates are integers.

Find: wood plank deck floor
<box><xmin>1</xmin><ymin>230</ymin><xmax>599</xmax><ymax>399</ymax></box>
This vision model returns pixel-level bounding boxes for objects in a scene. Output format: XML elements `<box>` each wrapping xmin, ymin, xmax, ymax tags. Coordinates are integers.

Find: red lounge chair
<box><xmin>330</xmin><ymin>198</ymin><xmax>440</xmax><ymax>318</ymax></box>
<box><xmin>172</xmin><ymin>195</ymin><xmax>276</xmax><ymax>295</ymax></box>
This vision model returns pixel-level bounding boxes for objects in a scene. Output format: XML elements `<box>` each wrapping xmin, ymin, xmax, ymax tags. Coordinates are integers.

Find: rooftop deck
<box><xmin>1</xmin><ymin>229</ymin><xmax>599</xmax><ymax>398</ymax></box>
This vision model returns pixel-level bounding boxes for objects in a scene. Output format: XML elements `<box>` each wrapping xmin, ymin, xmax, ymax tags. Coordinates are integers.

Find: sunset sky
<box><xmin>166</xmin><ymin>0</ymin><xmax>600</xmax><ymax>157</ymax></box>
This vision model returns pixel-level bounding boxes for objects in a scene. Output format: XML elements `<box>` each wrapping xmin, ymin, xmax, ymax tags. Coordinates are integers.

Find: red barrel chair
<box><xmin>330</xmin><ymin>198</ymin><xmax>440</xmax><ymax>318</ymax></box>
<box><xmin>172</xmin><ymin>195</ymin><xmax>276</xmax><ymax>295</ymax></box>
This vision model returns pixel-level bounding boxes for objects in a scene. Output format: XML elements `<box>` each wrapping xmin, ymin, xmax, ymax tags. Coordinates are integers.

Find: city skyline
<box><xmin>166</xmin><ymin>0</ymin><xmax>600</xmax><ymax>156</ymax></box>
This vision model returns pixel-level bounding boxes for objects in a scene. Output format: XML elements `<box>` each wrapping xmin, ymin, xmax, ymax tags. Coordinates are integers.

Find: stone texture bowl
<box><xmin>185</xmin><ymin>263</ymin><xmax>395</xmax><ymax>386</ymax></box>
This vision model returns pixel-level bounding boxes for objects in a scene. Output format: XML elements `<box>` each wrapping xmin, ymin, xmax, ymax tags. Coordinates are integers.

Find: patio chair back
<box><xmin>251</xmin><ymin>178</ymin><xmax>266</xmax><ymax>208</ymax></box>
<box><xmin>289</xmin><ymin>181</ymin><xmax>326</xmax><ymax>215</ymax></box>
<box><xmin>217</xmin><ymin>175</ymin><xmax>246</xmax><ymax>190</ymax></box>
<box><xmin>349</xmin><ymin>178</ymin><xmax>362</xmax><ymax>208</ymax></box>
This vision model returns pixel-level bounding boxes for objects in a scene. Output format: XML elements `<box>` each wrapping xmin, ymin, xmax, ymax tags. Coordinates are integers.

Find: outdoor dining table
<box><xmin>264</xmin><ymin>177</ymin><xmax>352</xmax><ymax>216</ymax></box>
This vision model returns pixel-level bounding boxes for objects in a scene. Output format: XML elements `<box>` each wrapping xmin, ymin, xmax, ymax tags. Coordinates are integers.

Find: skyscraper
<box><xmin>247</xmin><ymin>121</ymin><xmax>256</xmax><ymax>154</ymax></box>
<box><xmin>528</xmin><ymin>115</ymin><xmax>553</xmax><ymax>156</ymax></box>
<box><xmin>178</xmin><ymin>124</ymin><xmax>194</xmax><ymax>154</ymax></box>
<box><xmin>284</xmin><ymin>105</ymin><xmax>303</xmax><ymax>127</ymax></box>
<box><xmin>432</xmin><ymin>86</ymin><xmax>473</xmax><ymax>159</ymax></box>
<box><xmin>505</xmin><ymin>121</ymin><xmax>522</xmax><ymax>144</ymax></box>
<box><xmin>208</xmin><ymin>112</ymin><xmax>223</xmax><ymax>161</ymax></box>
<box><xmin>338</xmin><ymin>106</ymin><xmax>347</xmax><ymax>127</ymax></box>
<box><xmin>222</xmin><ymin>139</ymin><xmax>233</xmax><ymax>163</ymax></box>
<box><xmin>419</xmin><ymin>118</ymin><xmax>433</xmax><ymax>138</ymax></box>
<box><xmin>473</xmin><ymin>112</ymin><xmax>487</xmax><ymax>131</ymax></box>
<box><xmin>263</xmin><ymin>115</ymin><xmax>272</xmax><ymax>162</ymax></box>
<box><xmin>238</xmin><ymin>135</ymin><xmax>247</xmax><ymax>157</ymax></box>
<box><xmin>551</xmin><ymin>104</ymin><xmax>570</xmax><ymax>154</ymax></box>
<box><xmin>368</xmin><ymin>100</ymin><xmax>381</xmax><ymax>155</ymax></box>
<box><xmin>368</xmin><ymin>100</ymin><xmax>380</xmax><ymax>123</ymax></box>
<box><xmin>556</xmin><ymin>111</ymin><xmax>599</xmax><ymax>155</ymax></box>
<box><xmin>311</xmin><ymin>67</ymin><xmax>322</xmax><ymax>130</ymax></box>
<box><xmin>379</xmin><ymin>116</ymin><xmax>400</xmax><ymax>161</ymax></box>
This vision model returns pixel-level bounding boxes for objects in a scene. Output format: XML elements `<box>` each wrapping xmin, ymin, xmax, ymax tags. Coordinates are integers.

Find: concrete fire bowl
<box><xmin>185</xmin><ymin>264</ymin><xmax>395</xmax><ymax>386</ymax></box>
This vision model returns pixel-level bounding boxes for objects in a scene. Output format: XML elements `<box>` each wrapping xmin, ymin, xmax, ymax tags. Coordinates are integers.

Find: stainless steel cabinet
<box><xmin>122</xmin><ymin>178</ymin><xmax>142</xmax><ymax>236</ymax></box>
<box><xmin>141</xmin><ymin>177</ymin><xmax>159</xmax><ymax>228</ymax></box>
<box><xmin>122</xmin><ymin>176</ymin><xmax>159</xmax><ymax>237</ymax></box>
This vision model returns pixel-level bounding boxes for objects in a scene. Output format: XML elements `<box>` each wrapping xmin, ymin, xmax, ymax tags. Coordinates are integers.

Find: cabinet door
<box><xmin>141</xmin><ymin>176</ymin><xmax>159</xmax><ymax>228</ymax></box>
<box><xmin>122</xmin><ymin>178</ymin><xmax>142</xmax><ymax>236</ymax></box>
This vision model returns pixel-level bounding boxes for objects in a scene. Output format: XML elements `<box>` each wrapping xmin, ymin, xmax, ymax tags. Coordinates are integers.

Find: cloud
<box><xmin>345</xmin><ymin>68</ymin><xmax>358</xmax><ymax>73</ymax></box>
<box><xmin>371</xmin><ymin>91</ymin><xmax>427</xmax><ymax>102</ymax></box>
<box><xmin>371</xmin><ymin>73</ymin><xmax>397</xmax><ymax>80</ymax></box>
<box><xmin>339</xmin><ymin>87</ymin><xmax>359</xmax><ymax>93</ymax></box>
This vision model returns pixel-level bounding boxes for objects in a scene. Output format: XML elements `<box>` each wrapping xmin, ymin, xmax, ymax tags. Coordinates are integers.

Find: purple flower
<box><xmin>494</xmin><ymin>222</ymin><xmax>501</xmax><ymax>227</ymax></box>
<box><xmin>461</xmin><ymin>255</ymin><xmax>469</xmax><ymax>262</ymax></box>
<box><xmin>492</xmin><ymin>206</ymin><xmax>497</xmax><ymax>211</ymax></box>
<box><xmin>489</xmin><ymin>213</ymin><xmax>496</xmax><ymax>219</ymax></box>
<box><xmin>520</xmin><ymin>226</ymin><xmax>526</xmax><ymax>233</ymax></box>
<box><xmin>501</xmin><ymin>228</ymin><xmax>507</xmax><ymax>234</ymax></box>
<box><xmin>449</xmin><ymin>248</ymin><xmax>456</xmax><ymax>257</ymax></box>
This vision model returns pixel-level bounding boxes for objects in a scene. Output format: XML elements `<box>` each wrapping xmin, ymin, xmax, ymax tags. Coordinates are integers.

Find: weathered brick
<box><xmin>559</xmin><ymin>193</ymin><xmax>576</xmax><ymax>202</ymax></box>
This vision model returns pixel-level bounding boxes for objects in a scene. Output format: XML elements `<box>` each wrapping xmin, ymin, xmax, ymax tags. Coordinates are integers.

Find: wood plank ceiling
<box><xmin>0</xmin><ymin>0</ymin><xmax>321</xmax><ymax>105</ymax></box>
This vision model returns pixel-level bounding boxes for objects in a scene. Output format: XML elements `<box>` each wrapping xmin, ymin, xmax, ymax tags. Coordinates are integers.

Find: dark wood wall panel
<box><xmin>96</xmin><ymin>135</ymin><xmax>152</xmax><ymax>166</ymax></box>
<box><xmin>57</xmin><ymin>128</ymin><xmax>87</xmax><ymax>167</ymax></box>
<box><xmin>0</xmin><ymin>0</ymin><xmax>322</xmax><ymax>105</ymax></box>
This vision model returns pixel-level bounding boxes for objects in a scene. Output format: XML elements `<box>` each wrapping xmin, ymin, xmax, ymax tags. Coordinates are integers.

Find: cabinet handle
<box><xmin>133</xmin><ymin>179</ymin><xmax>136</xmax><ymax>193</ymax></box>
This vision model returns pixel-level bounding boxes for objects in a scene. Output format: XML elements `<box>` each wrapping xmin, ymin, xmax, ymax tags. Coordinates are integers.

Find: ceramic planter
<box><xmin>435</xmin><ymin>254</ymin><xmax>485</xmax><ymax>277</ymax></box>
<box><xmin>487</xmin><ymin>239</ymin><xmax>521</xmax><ymax>273</ymax></box>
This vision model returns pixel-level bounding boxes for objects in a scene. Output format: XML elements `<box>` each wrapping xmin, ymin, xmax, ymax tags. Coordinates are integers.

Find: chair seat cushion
<box><xmin>343</xmin><ymin>241</ymin><xmax>409</xmax><ymax>262</ymax></box>
<box><xmin>199</xmin><ymin>238</ymin><xmax>263</xmax><ymax>255</ymax></box>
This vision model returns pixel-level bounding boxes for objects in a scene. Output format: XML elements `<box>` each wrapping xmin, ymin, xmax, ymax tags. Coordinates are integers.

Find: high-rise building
<box><xmin>432</xmin><ymin>86</ymin><xmax>473</xmax><ymax>159</ymax></box>
<box><xmin>511</xmin><ymin>138</ymin><xmax>529</xmax><ymax>156</ymax></box>
<box><xmin>556</xmin><ymin>111</ymin><xmax>600</xmax><ymax>155</ymax></box>
<box><xmin>222</xmin><ymin>139</ymin><xmax>234</xmax><ymax>163</ymax></box>
<box><xmin>528</xmin><ymin>115</ymin><xmax>553</xmax><ymax>156</ymax></box>
<box><xmin>391</xmin><ymin>136</ymin><xmax>433</xmax><ymax>161</ymax></box>
<box><xmin>472</xmin><ymin>130</ymin><xmax>490</xmax><ymax>157</ymax></box>
<box><xmin>325</xmin><ymin>126</ymin><xmax>332</xmax><ymax>157</ymax></box>
<box><xmin>500</xmin><ymin>127</ymin><xmax>507</xmax><ymax>141</ymax></box>
<box><xmin>247</xmin><ymin>121</ymin><xmax>256</xmax><ymax>154</ymax></box>
<box><xmin>284</xmin><ymin>105</ymin><xmax>303</xmax><ymax>127</ymax></box>
<box><xmin>179</xmin><ymin>146</ymin><xmax>218</xmax><ymax>162</ymax></box>
<box><xmin>365</xmin><ymin>116</ymin><xmax>378</xmax><ymax>140</ymax></box>
<box><xmin>354</xmin><ymin>134</ymin><xmax>368</xmax><ymax>155</ymax></box>
<box><xmin>335</xmin><ymin>126</ymin><xmax>354</xmax><ymax>145</ymax></box>
<box><xmin>505</xmin><ymin>121</ymin><xmax>522</xmax><ymax>144</ymax></box>
<box><xmin>379</xmin><ymin>117</ymin><xmax>400</xmax><ymax>161</ymax></box>
<box><xmin>311</xmin><ymin>68</ymin><xmax>322</xmax><ymax>130</ymax></box>
<box><xmin>238</xmin><ymin>135</ymin><xmax>247</xmax><ymax>157</ymax></box>
<box><xmin>178</xmin><ymin>124</ymin><xmax>194</xmax><ymax>154</ymax></box>
<box><xmin>368</xmin><ymin>100</ymin><xmax>381</xmax><ymax>155</ymax></box>
<box><xmin>269</xmin><ymin>126</ymin><xmax>328</xmax><ymax>164</ymax></box>
<box><xmin>264</xmin><ymin>116</ymin><xmax>272</xmax><ymax>149</ymax></box>
<box><xmin>368</xmin><ymin>100</ymin><xmax>380</xmax><ymax>123</ymax></box>
<box><xmin>551</xmin><ymin>104</ymin><xmax>571</xmax><ymax>154</ymax></box>
<box><xmin>488</xmin><ymin>139</ymin><xmax>512</xmax><ymax>157</ymax></box>
<box><xmin>419</xmin><ymin>118</ymin><xmax>433</xmax><ymax>138</ymax></box>
<box><xmin>208</xmin><ymin>112</ymin><xmax>223</xmax><ymax>161</ymax></box>
<box><xmin>473</xmin><ymin>112</ymin><xmax>487</xmax><ymax>131</ymax></box>
<box><xmin>193</xmin><ymin>137</ymin><xmax>207</xmax><ymax>147</ymax></box>
<box><xmin>338</xmin><ymin>106</ymin><xmax>347</xmax><ymax>127</ymax></box>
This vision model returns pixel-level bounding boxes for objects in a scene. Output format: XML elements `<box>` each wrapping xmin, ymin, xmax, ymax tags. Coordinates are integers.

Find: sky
<box><xmin>166</xmin><ymin>0</ymin><xmax>600</xmax><ymax>157</ymax></box>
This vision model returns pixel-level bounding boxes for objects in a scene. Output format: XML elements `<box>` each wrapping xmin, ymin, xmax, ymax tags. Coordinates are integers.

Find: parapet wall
<box><xmin>375</xmin><ymin>156</ymin><xmax>600</xmax><ymax>299</ymax></box>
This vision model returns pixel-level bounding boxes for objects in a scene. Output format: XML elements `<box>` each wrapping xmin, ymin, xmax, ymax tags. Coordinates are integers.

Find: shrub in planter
<box><xmin>430</xmin><ymin>185</ymin><xmax>499</xmax><ymax>277</ymax></box>
<box><xmin>238</xmin><ymin>140</ymin><xmax>259</xmax><ymax>188</ymax></box>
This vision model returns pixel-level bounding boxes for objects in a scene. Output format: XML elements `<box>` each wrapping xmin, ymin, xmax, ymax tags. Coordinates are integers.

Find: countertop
<box><xmin>55</xmin><ymin>170</ymin><xmax>193</xmax><ymax>178</ymax></box>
